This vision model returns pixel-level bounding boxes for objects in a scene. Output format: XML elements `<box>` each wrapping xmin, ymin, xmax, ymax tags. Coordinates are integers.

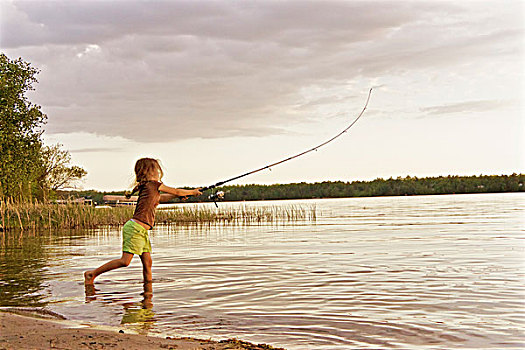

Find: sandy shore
<box><xmin>0</xmin><ymin>311</ymin><xmax>283</xmax><ymax>350</ymax></box>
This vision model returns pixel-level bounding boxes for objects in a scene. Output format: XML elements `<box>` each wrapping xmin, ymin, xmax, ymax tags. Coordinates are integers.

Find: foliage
<box><xmin>0</xmin><ymin>54</ymin><xmax>86</xmax><ymax>200</ymax></box>
<box><xmin>0</xmin><ymin>53</ymin><xmax>47</xmax><ymax>199</ymax></box>
<box><xmin>210</xmin><ymin>174</ymin><xmax>524</xmax><ymax>201</ymax></box>
<box><xmin>40</xmin><ymin>143</ymin><xmax>87</xmax><ymax>192</ymax></box>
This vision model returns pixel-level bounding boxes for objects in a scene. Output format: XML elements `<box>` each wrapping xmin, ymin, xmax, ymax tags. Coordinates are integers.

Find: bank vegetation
<box><xmin>0</xmin><ymin>199</ymin><xmax>316</xmax><ymax>231</ymax></box>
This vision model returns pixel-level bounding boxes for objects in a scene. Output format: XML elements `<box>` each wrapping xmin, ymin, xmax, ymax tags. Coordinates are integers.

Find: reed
<box><xmin>158</xmin><ymin>204</ymin><xmax>317</xmax><ymax>224</ymax></box>
<box><xmin>0</xmin><ymin>200</ymin><xmax>316</xmax><ymax>231</ymax></box>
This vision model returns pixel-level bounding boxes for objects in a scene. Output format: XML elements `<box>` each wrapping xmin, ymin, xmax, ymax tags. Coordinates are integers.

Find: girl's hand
<box><xmin>181</xmin><ymin>188</ymin><xmax>201</xmax><ymax>201</ymax></box>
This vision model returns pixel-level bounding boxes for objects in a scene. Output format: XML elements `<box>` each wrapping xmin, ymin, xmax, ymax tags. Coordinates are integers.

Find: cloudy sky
<box><xmin>1</xmin><ymin>0</ymin><xmax>523</xmax><ymax>191</ymax></box>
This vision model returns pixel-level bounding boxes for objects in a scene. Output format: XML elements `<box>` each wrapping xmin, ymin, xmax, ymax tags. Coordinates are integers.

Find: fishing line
<box><xmin>200</xmin><ymin>88</ymin><xmax>373</xmax><ymax>201</ymax></box>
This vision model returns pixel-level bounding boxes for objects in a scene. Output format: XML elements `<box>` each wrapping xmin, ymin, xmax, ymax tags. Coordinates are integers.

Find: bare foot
<box><xmin>84</xmin><ymin>271</ymin><xmax>95</xmax><ymax>285</ymax></box>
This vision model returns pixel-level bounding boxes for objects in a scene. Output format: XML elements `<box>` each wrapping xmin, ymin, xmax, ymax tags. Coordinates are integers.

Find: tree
<box><xmin>0</xmin><ymin>53</ymin><xmax>47</xmax><ymax>199</ymax></box>
<box><xmin>40</xmin><ymin>143</ymin><xmax>87</xmax><ymax>192</ymax></box>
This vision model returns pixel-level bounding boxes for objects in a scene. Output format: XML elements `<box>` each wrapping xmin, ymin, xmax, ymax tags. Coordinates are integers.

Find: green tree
<box><xmin>40</xmin><ymin>143</ymin><xmax>87</xmax><ymax>194</ymax></box>
<box><xmin>0</xmin><ymin>54</ymin><xmax>47</xmax><ymax>199</ymax></box>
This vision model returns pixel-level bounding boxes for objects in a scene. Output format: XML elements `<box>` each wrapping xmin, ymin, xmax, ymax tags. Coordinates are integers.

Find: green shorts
<box><xmin>122</xmin><ymin>219</ymin><xmax>151</xmax><ymax>255</ymax></box>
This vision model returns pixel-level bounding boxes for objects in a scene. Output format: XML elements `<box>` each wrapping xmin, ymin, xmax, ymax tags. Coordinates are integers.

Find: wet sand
<box><xmin>0</xmin><ymin>311</ymin><xmax>283</xmax><ymax>350</ymax></box>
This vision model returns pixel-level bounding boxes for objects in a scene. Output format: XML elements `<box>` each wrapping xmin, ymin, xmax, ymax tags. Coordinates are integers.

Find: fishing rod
<box><xmin>200</xmin><ymin>88</ymin><xmax>373</xmax><ymax>205</ymax></box>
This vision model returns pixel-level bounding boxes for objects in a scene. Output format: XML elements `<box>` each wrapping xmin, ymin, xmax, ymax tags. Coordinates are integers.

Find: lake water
<box><xmin>1</xmin><ymin>193</ymin><xmax>524</xmax><ymax>349</ymax></box>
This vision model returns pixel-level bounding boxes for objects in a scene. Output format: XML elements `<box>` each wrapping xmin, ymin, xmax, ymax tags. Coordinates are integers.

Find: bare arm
<box><xmin>159</xmin><ymin>184</ymin><xmax>202</xmax><ymax>198</ymax></box>
<box><xmin>160</xmin><ymin>193</ymin><xmax>177</xmax><ymax>203</ymax></box>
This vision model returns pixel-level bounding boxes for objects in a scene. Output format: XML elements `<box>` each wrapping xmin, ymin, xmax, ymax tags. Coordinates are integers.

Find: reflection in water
<box><xmin>0</xmin><ymin>232</ymin><xmax>50</xmax><ymax>307</ymax></box>
<box><xmin>84</xmin><ymin>282</ymin><xmax>156</xmax><ymax>335</ymax></box>
<box><xmin>121</xmin><ymin>282</ymin><xmax>155</xmax><ymax>334</ymax></box>
<box><xmin>84</xmin><ymin>283</ymin><xmax>97</xmax><ymax>301</ymax></box>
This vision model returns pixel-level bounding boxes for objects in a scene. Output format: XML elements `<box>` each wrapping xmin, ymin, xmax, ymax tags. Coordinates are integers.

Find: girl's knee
<box><xmin>120</xmin><ymin>252</ymin><xmax>133</xmax><ymax>267</ymax></box>
<box><xmin>140</xmin><ymin>253</ymin><xmax>152</xmax><ymax>266</ymax></box>
<box><xmin>119</xmin><ymin>255</ymin><xmax>133</xmax><ymax>267</ymax></box>
<box><xmin>119</xmin><ymin>259</ymin><xmax>131</xmax><ymax>267</ymax></box>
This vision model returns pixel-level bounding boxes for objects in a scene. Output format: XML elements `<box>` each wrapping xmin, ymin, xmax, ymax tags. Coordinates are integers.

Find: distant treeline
<box><xmin>60</xmin><ymin>174</ymin><xmax>524</xmax><ymax>204</ymax></box>
<box><xmin>213</xmin><ymin>174</ymin><xmax>524</xmax><ymax>201</ymax></box>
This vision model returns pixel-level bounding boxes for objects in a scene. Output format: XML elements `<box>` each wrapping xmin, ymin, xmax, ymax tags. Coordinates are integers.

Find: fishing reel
<box><xmin>208</xmin><ymin>191</ymin><xmax>225</xmax><ymax>208</ymax></box>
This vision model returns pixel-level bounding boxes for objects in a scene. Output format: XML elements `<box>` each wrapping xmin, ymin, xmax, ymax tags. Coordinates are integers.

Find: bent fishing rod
<box><xmin>200</xmin><ymin>88</ymin><xmax>373</xmax><ymax>204</ymax></box>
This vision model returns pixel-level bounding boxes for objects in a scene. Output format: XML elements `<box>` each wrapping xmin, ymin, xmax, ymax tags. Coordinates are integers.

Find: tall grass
<box><xmin>0</xmin><ymin>199</ymin><xmax>316</xmax><ymax>231</ymax></box>
<box><xmin>158</xmin><ymin>204</ymin><xmax>317</xmax><ymax>224</ymax></box>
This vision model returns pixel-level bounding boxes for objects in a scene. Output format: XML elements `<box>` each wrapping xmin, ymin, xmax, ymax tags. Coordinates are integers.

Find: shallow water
<box><xmin>1</xmin><ymin>193</ymin><xmax>524</xmax><ymax>349</ymax></box>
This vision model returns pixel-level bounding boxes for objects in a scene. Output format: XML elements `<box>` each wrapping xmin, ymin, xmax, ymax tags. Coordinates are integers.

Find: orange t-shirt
<box><xmin>132</xmin><ymin>181</ymin><xmax>162</xmax><ymax>228</ymax></box>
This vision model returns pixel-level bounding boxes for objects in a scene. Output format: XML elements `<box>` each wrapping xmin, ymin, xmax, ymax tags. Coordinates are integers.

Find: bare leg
<box><xmin>140</xmin><ymin>252</ymin><xmax>152</xmax><ymax>283</ymax></box>
<box><xmin>84</xmin><ymin>252</ymin><xmax>134</xmax><ymax>285</ymax></box>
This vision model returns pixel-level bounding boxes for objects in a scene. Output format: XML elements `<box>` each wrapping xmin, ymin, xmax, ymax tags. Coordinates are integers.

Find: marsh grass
<box><xmin>0</xmin><ymin>199</ymin><xmax>316</xmax><ymax>231</ymax></box>
<box><xmin>158</xmin><ymin>204</ymin><xmax>317</xmax><ymax>225</ymax></box>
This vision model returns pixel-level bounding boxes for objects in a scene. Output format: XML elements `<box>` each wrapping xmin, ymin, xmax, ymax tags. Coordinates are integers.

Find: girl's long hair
<box><xmin>126</xmin><ymin>158</ymin><xmax>163</xmax><ymax>198</ymax></box>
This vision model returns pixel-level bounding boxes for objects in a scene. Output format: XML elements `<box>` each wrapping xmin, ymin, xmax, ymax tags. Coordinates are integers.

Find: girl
<box><xmin>84</xmin><ymin>158</ymin><xmax>201</xmax><ymax>284</ymax></box>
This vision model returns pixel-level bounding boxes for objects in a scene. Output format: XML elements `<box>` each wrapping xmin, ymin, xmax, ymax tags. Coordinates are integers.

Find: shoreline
<box><xmin>0</xmin><ymin>310</ymin><xmax>284</xmax><ymax>350</ymax></box>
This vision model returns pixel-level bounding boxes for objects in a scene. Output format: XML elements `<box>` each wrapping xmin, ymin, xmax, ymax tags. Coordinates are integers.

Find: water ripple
<box><xmin>1</xmin><ymin>193</ymin><xmax>524</xmax><ymax>349</ymax></box>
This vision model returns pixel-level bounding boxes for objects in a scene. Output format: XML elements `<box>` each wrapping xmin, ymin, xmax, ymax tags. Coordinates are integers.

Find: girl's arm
<box><xmin>159</xmin><ymin>184</ymin><xmax>202</xmax><ymax>198</ymax></box>
<box><xmin>160</xmin><ymin>193</ymin><xmax>177</xmax><ymax>203</ymax></box>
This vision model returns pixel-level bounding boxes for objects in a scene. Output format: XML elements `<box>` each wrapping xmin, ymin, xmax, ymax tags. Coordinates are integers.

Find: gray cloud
<box><xmin>1</xmin><ymin>1</ymin><xmax>523</xmax><ymax>142</ymax></box>
<box><xmin>69</xmin><ymin>147</ymin><xmax>123</xmax><ymax>153</ymax></box>
<box><xmin>2</xmin><ymin>1</ymin><xmax>419</xmax><ymax>48</ymax></box>
<box><xmin>420</xmin><ymin>100</ymin><xmax>508</xmax><ymax>116</ymax></box>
